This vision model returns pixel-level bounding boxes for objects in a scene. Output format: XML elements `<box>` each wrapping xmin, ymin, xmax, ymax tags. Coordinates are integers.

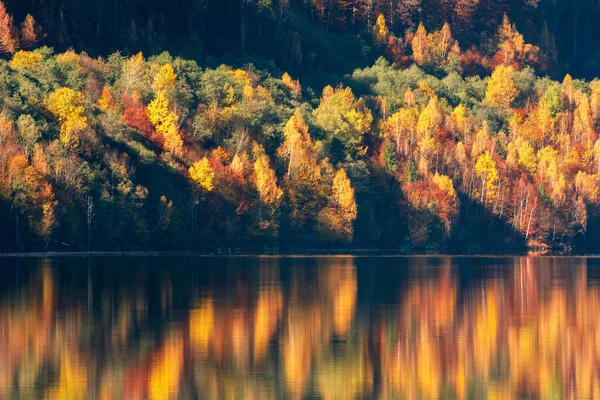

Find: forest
<box><xmin>0</xmin><ymin>0</ymin><xmax>600</xmax><ymax>252</ymax></box>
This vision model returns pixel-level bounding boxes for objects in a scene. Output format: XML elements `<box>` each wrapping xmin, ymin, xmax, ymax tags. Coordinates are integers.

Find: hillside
<box><xmin>0</xmin><ymin>4</ymin><xmax>599</xmax><ymax>253</ymax></box>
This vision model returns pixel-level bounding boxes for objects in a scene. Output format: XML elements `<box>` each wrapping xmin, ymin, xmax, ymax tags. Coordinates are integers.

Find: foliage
<box><xmin>189</xmin><ymin>158</ymin><xmax>214</xmax><ymax>192</ymax></box>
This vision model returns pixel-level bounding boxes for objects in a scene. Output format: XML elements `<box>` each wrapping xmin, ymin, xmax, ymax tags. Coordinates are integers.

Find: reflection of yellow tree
<box><xmin>324</xmin><ymin>261</ymin><xmax>357</xmax><ymax>336</ymax></box>
<box><xmin>0</xmin><ymin>266</ymin><xmax>54</xmax><ymax>396</ymax></box>
<box><xmin>47</xmin><ymin>351</ymin><xmax>88</xmax><ymax>400</ymax></box>
<box><xmin>149</xmin><ymin>332</ymin><xmax>184</xmax><ymax>400</ymax></box>
<box><xmin>189</xmin><ymin>297</ymin><xmax>214</xmax><ymax>354</ymax></box>
<box><xmin>253</xmin><ymin>286</ymin><xmax>283</xmax><ymax>361</ymax></box>
<box><xmin>282</xmin><ymin>301</ymin><xmax>322</xmax><ymax>397</ymax></box>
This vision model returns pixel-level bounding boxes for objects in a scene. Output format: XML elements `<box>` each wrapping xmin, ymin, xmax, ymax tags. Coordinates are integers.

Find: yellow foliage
<box><xmin>45</xmin><ymin>87</ymin><xmax>87</xmax><ymax>148</ymax></box>
<box><xmin>412</xmin><ymin>23</ymin><xmax>428</xmax><ymax>66</ymax></box>
<box><xmin>452</xmin><ymin>104</ymin><xmax>468</xmax><ymax>135</ymax></box>
<box><xmin>152</xmin><ymin>63</ymin><xmax>177</xmax><ymax>92</ymax></box>
<box><xmin>486</xmin><ymin>65</ymin><xmax>518</xmax><ymax>109</ymax></box>
<box><xmin>517</xmin><ymin>139</ymin><xmax>537</xmax><ymax>174</ymax></box>
<box><xmin>432</xmin><ymin>173</ymin><xmax>456</xmax><ymax>199</ymax></box>
<box><xmin>233</xmin><ymin>69</ymin><xmax>252</xmax><ymax>86</ymax></box>
<box><xmin>98</xmin><ymin>87</ymin><xmax>115</xmax><ymax>112</ymax></box>
<box><xmin>147</xmin><ymin>90</ymin><xmax>183</xmax><ymax>155</ymax></box>
<box><xmin>149</xmin><ymin>333</ymin><xmax>184</xmax><ymax>400</ymax></box>
<box><xmin>475</xmin><ymin>151</ymin><xmax>499</xmax><ymax>204</ymax></box>
<box><xmin>575</xmin><ymin>171</ymin><xmax>600</xmax><ymax>204</ymax></box>
<box><xmin>46</xmin><ymin>352</ymin><xmax>88</xmax><ymax>400</ymax></box>
<box><xmin>417</xmin><ymin>96</ymin><xmax>442</xmax><ymax>139</ymax></box>
<box><xmin>9</xmin><ymin>50</ymin><xmax>42</xmax><ymax>70</ymax></box>
<box><xmin>385</xmin><ymin>108</ymin><xmax>418</xmax><ymax>155</ymax></box>
<box><xmin>189</xmin><ymin>157</ymin><xmax>214</xmax><ymax>191</ymax></box>
<box><xmin>333</xmin><ymin>168</ymin><xmax>358</xmax><ymax>224</ymax></box>
<box><xmin>373</xmin><ymin>14</ymin><xmax>389</xmax><ymax>45</ymax></box>
<box><xmin>254</xmin><ymin>150</ymin><xmax>283</xmax><ymax>206</ymax></box>
<box><xmin>189</xmin><ymin>297</ymin><xmax>214</xmax><ymax>353</ymax></box>
<box><xmin>56</xmin><ymin>50</ymin><xmax>82</xmax><ymax>70</ymax></box>
<box><xmin>280</xmin><ymin>109</ymin><xmax>318</xmax><ymax>179</ymax></box>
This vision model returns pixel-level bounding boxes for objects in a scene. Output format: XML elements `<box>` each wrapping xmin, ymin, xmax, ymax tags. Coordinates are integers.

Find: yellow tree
<box><xmin>485</xmin><ymin>65</ymin><xmax>518</xmax><ymax>109</ymax></box>
<box><xmin>417</xmin><ymin>96</ymin><xmax>442</xmax><ymax>140</ymax></box>
<box><xmin>561</xmin><ymin>74</ymin><xmax>575</xmax><ymax>108</ymax></box>
<box><xmin>412</xmin><ymin>23</ymin><xmax>428</xmax><ymax>66</ymax></box>
<box><xmin>416</xmin><ymin>96</ymin><xmax>442</xmax><ymax>171</ymax></box>
<box><xmin>189</xmin><ymin>157</ymin><xmax>214</xmax><ymax>191</ymax></box>
<box><xmin>384</xmin><ymin>108</ymin><xmax>418</xmax><ymax>155</ymax></box>
<box><xmin>433</xmin><ymin>173</ymin><xmax>457</xmax><ymax>199</ymax></box>
<box><xmin>333</xmin><ymin>168</ymin><xmax>357</xmax><ymax>223</ymax></box>
<box><xmin>516</xmin><ymin>139</ymin><xmax>537</xmax><ymax>174</ymax></box>
<box><xmin>253</xmin><ymin>143</ymin><xmax>283</xmax><ymax>232</ymax></box>
<box><xmin>372</xmin><ymin>14</ymin><xmax>389</xmax><ymax>46</ymax></box>
<box><xmin>9</xmin><ymin>50</ymin><xmax>42</xmax><ymax>70</ymax></box>
<box><xmin>254</xmin><ymin>149</ymin><xmax>283</xmax><ymax>207</ymax></box>
<box><xmin>98</xmin><ymin>87</ymin><xmax>116</xmax><ymax>111</ymax></box>
<box><xmin>318</xmin><ymin>168</ymin><xmax>358</xmax><ymax>242</ymax></box>
<box><xmin>573</xmin><ymin>91</ymin><xmax>593</xmax><ymax>143</ymax></box>
<box><xmin>45</xmin><ymin>87</ymin><xmax>87</xmax><ymax>148</ymax></box>
<box><xmin>279</xmin><ymin>109</ymin><xmax>317</xmax><ymax>179</ymax></box>
<box><xmin>147</xmin><ymin>90</ymin><xmax>183</xmax><ymax>155</ymax></box>
<box><xmin>428</xmin><ymin>22</ymin><xmax>456</xmax><ymax>65</ymax></box>
<box><xmin>475</xmin><ymin>151</ymin><xmax>499</xmax><ymax>204</ymax></box>
<box><xmin>152</xmin><ymin>63</ymin><xmax>177</xmax><ymax>92</ymax></box>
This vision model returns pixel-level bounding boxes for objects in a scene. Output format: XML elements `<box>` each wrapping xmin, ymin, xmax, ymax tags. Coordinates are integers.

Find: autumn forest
<box><xmin>1</xmin><ymin>0</ymin><xmax>600</xmax><ymax>252</ymax></box>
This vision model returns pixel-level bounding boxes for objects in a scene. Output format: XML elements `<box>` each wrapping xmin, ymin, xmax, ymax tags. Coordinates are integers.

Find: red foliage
<box><xmin>460</xmin><ymin>45</ymin><xmax>491</xmax><ymax>76</ymax></box>
<box><xmin>120</xmin><ymin>94</ymin><xmax>162</xmax><ymax>145</ymax></box>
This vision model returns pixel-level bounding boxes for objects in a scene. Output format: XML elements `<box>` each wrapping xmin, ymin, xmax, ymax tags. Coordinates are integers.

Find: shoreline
<box><xmin>0</xmin><ymin>250</ymin><xmax>598</xmax><ymax>258</ymax></box>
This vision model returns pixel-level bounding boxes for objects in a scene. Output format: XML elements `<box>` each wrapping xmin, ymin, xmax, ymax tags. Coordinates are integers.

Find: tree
<box><xmin>254</xmin><ymin>145</ymin><xmax>283</xmax><ymax>207</ymax></box>
<box><xmin>385</xmin><ymin>108</ymin><xmax>418</xmax><ymax>155</ymax></box>
<box><xmin>432</xmin><ymin>173</ymin><xmax>456</xmax><ymax>200</ymax></box>
<box><xmin>253</xmin><ymin>143</ymin><xmax>283</xmax><ymax>232</ymax></box>
<box><xmin>279</xmin><ymin>109</ymin><xmax>317</xmax><ymax>179</ymax></box>
<box><xmin>9</xmin><ymin>50</ymin><xmax>42</xmax><ymax>70</ymax></box>
<box><xmin>313</xmin><ymin>85</ymin><xmax>372</xmax><ymax>157</ymax></box>
<box><xmin>0</xmin><ymin>1</ymin><xmax>17</xmax><ymax>54</ymax></box>
<box><xmin>20</xmin><ymin>14</ymin><xmax>41</xmax><ymax>50</ymax></box>
<box><xmin>475</xmin><ymin>151</ymin><xmax>499</xmax><ymax>204</ymax></box>
<box><xmin>412</xmin><ymin>23</ymin><xmax>428</xmax><ymax>66</ymax></box>
<box><xmin>517</xmin><ymin>140</ymin><xmax>537</xmax><ymax>175</ymax></box>
<box><xmin>189</xmin><ymin>157</ymin><xmax>214</xmax><ymax>191</ymax></box>
<box><xmin>373</xmin><ymin>14</ymin><xmax>389</xmax><ymax>46</ymax></box>
<box><xmin>318</xmin><ymin>168</ymin><xmax>358</xmax><ymax>242</ymax></box>
<box><xmin>45</xmin><ymin>87</ymin><xmax>88</xmax><ymax>148</ymax></box>
<box><xmin>485</xmin><ymin>65</ymin><xmax>518</xmax><ymax>109</ymax></box>
<box><xmin>382</xmin><ymin>140</ymin><xmax>398</xmax><ymax>172</ymax></box>
<box><xmin>332</xmin><ymin>168</ymin><xmax>357</xmax><ymax>224</ymax></box>
<box><xmin>16</xmin><ymin>114</ymin><xmax>41</xmax><ymax>159</ymax></box>
<box><xmin>152</xmin><ymin>63</ymin><xmax>177</xmax><ymax>92</ymax></box>
<box><xmin>98</xmin><ymin>87</ymin><xmax>116</xmax><ymax>111</ymax></box>
<box><xmin>147</xmin><ymin>90</ymin><xmax>184</xmax><ymax>155</ymax></box>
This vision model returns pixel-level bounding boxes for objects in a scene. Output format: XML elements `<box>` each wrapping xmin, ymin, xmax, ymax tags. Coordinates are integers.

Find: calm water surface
<box><xmin>0</xmin><ymin>256</ymin><xmax>599</xmax><ymax>399</ymax></box>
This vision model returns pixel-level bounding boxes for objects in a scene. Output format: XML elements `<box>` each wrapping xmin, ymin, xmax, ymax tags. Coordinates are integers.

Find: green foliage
<box><xmin>1</xmin><ymin>41</ymin><xmax>600</xmax><ymax>253</ymax></box>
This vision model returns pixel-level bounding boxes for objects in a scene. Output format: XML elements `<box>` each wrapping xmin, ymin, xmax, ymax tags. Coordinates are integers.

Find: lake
<box><xmin>0</xmin><ymin>255</ymin><xmax>598</xmax><ymax>399</ymax></box>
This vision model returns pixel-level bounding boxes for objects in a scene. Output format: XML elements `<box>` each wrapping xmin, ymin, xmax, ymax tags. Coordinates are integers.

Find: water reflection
<box><xmin>1</xmin><ymin>256</ymin><xmax>600</xmax><ymax>398</ymax></box>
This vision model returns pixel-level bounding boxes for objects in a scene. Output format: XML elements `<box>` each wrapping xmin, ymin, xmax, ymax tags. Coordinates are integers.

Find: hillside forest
<box><xmin>0</xmin><ymin>1</ymin><xmax>599</xmax><ymax>252</ymax></box>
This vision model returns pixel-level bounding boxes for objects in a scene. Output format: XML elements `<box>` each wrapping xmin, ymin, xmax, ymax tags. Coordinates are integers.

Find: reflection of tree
<box><xmin>149</xmin><ymin>331</ymin><xmax>184</xmax><ymax>400</ymax></box>
<box><xmin>6</xmin><ymin>257</ymin><xmax>600</xmax><ymax>399</ymax></box>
